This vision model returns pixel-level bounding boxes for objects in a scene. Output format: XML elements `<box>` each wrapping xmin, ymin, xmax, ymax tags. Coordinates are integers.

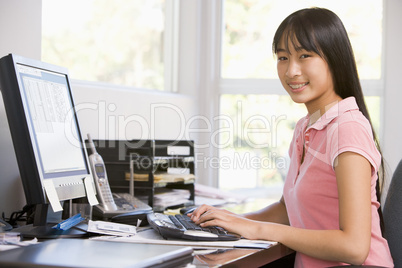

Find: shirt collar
<box><xmin>305</xmin><ymin>97</ymin><xmax>359</xmax><ymax>131</ymax></box>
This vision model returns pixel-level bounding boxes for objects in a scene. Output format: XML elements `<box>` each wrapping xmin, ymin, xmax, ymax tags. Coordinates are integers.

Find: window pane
<box><xmin>219</xmin><ymin>94</ymin><xmax>381</xmax><ymax>195</ymax></box>
<box><xmin>222</xmin><ymin>0</ymin><xmax>383</xmax><ymax>79</ymax></box>
<box><xmin>218</xmin><ymin>95</ymin><xmax>304</xmax><ymax>195</ymax></box>
<box><xmin>42</xmin><ymin>0</ymin><xmax>166</xmax><ymax>90</ymax></box>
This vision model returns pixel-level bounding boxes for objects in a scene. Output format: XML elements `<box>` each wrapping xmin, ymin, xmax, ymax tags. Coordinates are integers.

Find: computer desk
<box><xmin>189</xmin><ymin>242</ymin><xmax>294</xmax><ymax>267</ymax></box>
<box><xmin>0</xmin><ymin>236</ymin><xmax>294</xmax><ymax>268</ymax></box>
<box><xmin>2</xmin><ymin>200</ymin><xmax>294</xmax><ymax>267</ymax></box>
<box><xmin>3</xmin><ymin>218</ymin><xmax>294</xmax><ymax>267</ymax></box>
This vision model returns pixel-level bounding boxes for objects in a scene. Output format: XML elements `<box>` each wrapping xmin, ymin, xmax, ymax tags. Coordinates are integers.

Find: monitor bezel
<box><xmin>0</xmin><ymin>54</ymin><xmax>91</xmax><ymax>206</ymax></box>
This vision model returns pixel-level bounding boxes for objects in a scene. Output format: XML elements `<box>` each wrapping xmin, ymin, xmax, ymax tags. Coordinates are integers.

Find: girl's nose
<box><xmin>286</xmin><ymin>60</ymin><xmax>301</xmax><ymax>78</ymax></box>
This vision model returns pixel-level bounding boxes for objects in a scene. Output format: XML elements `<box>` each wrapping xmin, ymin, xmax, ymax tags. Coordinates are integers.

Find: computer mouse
<box><xmin>180</xmin><ymin>206</ymin><xmax>197</xmax><ymax>215</ymax></box>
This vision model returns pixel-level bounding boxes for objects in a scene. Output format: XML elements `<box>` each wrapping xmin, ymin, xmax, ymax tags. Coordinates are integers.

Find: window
<box><xmin>222</xmin><ymin>0</ymin><xmax>383</xmax><ymax>79</ymax></box>
<box><xmin>42</xmin><ymin>0</ymin><xmax>178</xmax><ymax>91</ymax></box>
<box><xmin>218</xmin><ymin>0</ymin><xmax>383</xmax><ymax>198</ymax></box>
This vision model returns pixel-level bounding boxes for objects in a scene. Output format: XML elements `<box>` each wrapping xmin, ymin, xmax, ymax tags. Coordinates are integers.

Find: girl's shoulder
<box><xmin>333</xmin><ymin>109</ymin><xmax>373</xmax><ymax>135</ymax></box>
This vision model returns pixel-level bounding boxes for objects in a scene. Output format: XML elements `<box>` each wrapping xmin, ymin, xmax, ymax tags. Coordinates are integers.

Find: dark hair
<box><xmin>273</xmin><ymin>7</ymin><xmax>385</xmax><ymax>232</ymax></box>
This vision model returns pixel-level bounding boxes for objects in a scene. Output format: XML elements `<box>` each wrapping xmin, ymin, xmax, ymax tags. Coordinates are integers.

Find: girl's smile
<box><xmin>288</xmin><ymin>82</ymin><xmax>309</xmax><ymax>93</ymax></box>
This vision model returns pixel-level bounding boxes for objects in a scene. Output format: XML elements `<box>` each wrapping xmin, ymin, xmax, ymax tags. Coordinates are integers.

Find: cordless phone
<box><xmin>87</xmin><ymin>134</ymin><xmax>118</xmax><ymax>211</ymax></box>
<box><xmin>87</xmin><ymin>134</ymin><xmax>153</xmax><ymax>225</ymax></box>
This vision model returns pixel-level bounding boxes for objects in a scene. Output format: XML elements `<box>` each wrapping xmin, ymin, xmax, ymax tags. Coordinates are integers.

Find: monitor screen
<box><xmin>18</xmin><ymin>64</ymin><xmax>87</xmax><ymax>176</ymax></box>
<box><xmin>0</xmin><ymin>54</ymin><xmax>91</xmax><ymax>206</ymax></box>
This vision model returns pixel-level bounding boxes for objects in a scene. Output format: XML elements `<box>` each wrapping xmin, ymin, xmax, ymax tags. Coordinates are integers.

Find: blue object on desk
<box><xmin>53</xmin><ymin>213</ymin><xmax>85</xmax><ymax>230</ymax></box>
<box><xmin>180</xmin><ymin>206</ymin><xmax>197</xmax><ymax>215</ymax></box>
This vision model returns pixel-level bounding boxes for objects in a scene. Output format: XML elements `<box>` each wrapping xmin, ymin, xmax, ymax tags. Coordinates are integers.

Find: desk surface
<box><xmin>190</xmin><ymin>243</ymin><xmax>293</xmax><ymax>267</ymax></box>
<box><xmin>0</xmin><ymin>238</ymin><xmax>293</xmax><ymax>268</ymax></box>
<box><xmin>2</xmin><ymin>199</ymin><xmax>293</xmax><ymax>267</ymax></box>
<box><xmin>0</xmin><ymin>238</ymin><xmax>194</xmax><ymax>268</ymax></box>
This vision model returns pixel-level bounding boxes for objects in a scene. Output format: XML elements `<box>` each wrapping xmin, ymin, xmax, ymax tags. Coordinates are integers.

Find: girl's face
<box><xmin>276</xmin><ymin>37</ymin><xmax>339</xmax><ymax>114</ymax></box>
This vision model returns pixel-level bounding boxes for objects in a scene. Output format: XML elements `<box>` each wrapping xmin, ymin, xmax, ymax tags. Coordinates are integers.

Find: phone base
<box><xmin>92</xmin><ymin>205</ymin><xmax>151</xmax><ymax>226</ymax></box>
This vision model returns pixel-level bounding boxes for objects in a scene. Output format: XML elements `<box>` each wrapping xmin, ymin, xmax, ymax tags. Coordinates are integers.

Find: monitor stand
<box><xmin>13</xmin><ymin>204</ymin><xmax>88</xmax><ymax>239</ymax></box>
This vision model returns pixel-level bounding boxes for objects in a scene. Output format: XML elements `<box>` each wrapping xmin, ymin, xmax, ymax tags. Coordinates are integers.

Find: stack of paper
<box><xmin>124</xmin><ymin>172</ymin><xmax>195</xmax><ymax>184</ymax></box>
<box><xmin>154</xmin><ymin>173</ymin><xmax>195</xmax><ymax>183</ymax></box>
<box><xmin>153</xmin><ymin>188</ymin><xmax>191</xmax><ymax>209</ymax></box>
<box><xmin>0</xmin><ymin>232</ymin><xmax>38</xmax><ymax>251</ymax></box>
<box><xmin>87</xmin><ymin>220</ymin><xmax>137</xmax><ymax>236</ymax></box>
<box><xmin>0</xmin><ymin>232</ymin><xmax>20</xmax><ymax>245</ymax></box>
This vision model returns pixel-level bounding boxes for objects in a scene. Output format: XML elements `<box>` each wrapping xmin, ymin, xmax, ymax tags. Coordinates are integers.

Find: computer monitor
<box><xmin>0</xmin><ymin>54</ymin><xmax>92</xmax><ymax>238</ymax></box>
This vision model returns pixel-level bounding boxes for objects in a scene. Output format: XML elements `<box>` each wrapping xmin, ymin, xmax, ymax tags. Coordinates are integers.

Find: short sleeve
<box><xmin>328</xmin><ymin>118</ymin><xmax>381</xmax><ymax>173</ymax></box>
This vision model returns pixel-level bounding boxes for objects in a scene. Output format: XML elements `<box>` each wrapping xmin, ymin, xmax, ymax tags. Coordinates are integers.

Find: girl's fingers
<box><xmin>189</xmin><ymin>204</ymin><xmax>212</xmax><ymax>221</ymax></box>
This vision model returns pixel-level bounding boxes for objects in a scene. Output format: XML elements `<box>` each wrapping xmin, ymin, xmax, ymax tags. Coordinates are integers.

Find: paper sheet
<box><xmin>91</xmin><ymin>228</ymin><xmax>277</xmax><ymax>249</ymax></box>
<box><xmin>43</xmin><ymin>179</ymin><xmax>63</xmax><ymax>212</ymax></box>
<box><xmin>84</xmin><ymin>176</ymin><xmax>99</xmax><ymax>206</ymax></box>
<box><xmin>87</xmin><ymin>220</ymin><xmax>136</xmax><ymax>237</ymax></box>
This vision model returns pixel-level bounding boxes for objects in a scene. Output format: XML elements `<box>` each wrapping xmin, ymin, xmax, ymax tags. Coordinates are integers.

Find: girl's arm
<box><xmin>191</xmin><ymin>151</ymin><xmax>372</xmax><ymax>265</ymax></box>
<box><xmin>241</xmin><ymin>196</ymin><xmax>290</xmax><ymax>225</ymax></box>
<box><xmin>189</xmin><ymin>196</ymin><xmax>289</xmax><ymax>228</ymax></box>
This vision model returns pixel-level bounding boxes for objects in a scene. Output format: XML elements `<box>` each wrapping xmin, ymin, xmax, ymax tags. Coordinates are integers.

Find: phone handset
<box><xmin>87</xmin><ymin>134</ymin><xmax>118</xmax><ymax>211</ymax></box>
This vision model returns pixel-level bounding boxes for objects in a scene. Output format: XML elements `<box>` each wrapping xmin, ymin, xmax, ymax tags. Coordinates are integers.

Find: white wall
<box><xmin>382</xmin><ymin>0</ymin><xmax>402</xmax><ymax>178</ymax></box>
<box><xmin>71</xmin><ymin>82</ymin><xmax>197</xmax><ymax>142</ymax></box>
<box><xmin>0</xmin><ymin>0</ymin><xmax>42</xmax><ymax>218</ymax></box>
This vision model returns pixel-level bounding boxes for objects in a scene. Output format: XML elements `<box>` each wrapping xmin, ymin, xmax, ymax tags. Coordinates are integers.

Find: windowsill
<box><xmin>70</xmin><ymin>79</ymin><xmax>195</xmax><ymax>100</ymax></box>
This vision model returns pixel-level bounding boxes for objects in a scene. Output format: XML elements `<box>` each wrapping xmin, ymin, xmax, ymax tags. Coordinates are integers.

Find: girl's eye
<box><xmin>300</xmin><ymin>54</ymin><xmax>311</xmax><ymax>59</ymax></box>
<box><xmin>278</xmin><ymin>56</ymin><xmax>288</xmax><ymax>61</ymax></box>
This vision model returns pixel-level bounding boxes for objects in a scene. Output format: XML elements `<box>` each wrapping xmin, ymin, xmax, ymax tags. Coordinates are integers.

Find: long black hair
<box><xmin>272</xmin><ymin>7</ymin><xmax>385</xmax><ymax>232</ymax></box>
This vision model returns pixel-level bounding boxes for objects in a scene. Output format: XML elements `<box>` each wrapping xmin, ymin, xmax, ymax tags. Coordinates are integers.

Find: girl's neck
<box><xmin>306</xmin><ymin>95</ymin><xmax>343</xmax><ymax>126</ymax></box>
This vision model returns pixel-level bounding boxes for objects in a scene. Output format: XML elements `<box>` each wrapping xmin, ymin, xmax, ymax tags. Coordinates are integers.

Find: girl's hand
<box><xmin>188</xmin><ymin>204</ymin><xmax>259</xmax><ymax>239</ymax></box>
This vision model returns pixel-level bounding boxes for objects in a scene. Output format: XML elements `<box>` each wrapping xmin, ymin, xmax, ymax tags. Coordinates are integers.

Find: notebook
<box><xmin>0</xmin><ymin>238</ymin><xmax>193</xmax><ymax>268</ymax></box>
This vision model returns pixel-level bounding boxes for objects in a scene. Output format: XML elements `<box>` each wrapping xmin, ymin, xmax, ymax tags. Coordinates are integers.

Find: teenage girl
<box><xmin>190</xmin><ymin>8</ymin><xmax>394</xmax><ymax>267</ymax></box>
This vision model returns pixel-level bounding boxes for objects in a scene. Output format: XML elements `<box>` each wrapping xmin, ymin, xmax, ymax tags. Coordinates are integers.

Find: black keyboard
<box><xmin>147</xmin><ymin>212</ymin><xmax>240</xmax><ymax>241</ymax></box>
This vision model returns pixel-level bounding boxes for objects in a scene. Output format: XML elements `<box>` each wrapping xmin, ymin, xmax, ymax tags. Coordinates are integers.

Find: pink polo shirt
<box><xmin>283</xmin><ymin>97</ymin><xmax>393</xmax><ymax>267</ymax></box>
